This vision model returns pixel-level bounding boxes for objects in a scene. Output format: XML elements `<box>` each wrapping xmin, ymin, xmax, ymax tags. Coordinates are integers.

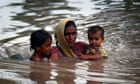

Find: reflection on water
<box><xmin>0</xmin><ymin>59</ymin><xmax>137</xmax><ymax>84</ymax></box>
<box><xmin>0</xmin><ymin>0</ymin><xmax>140</xmax><ymax>84</ymax></box>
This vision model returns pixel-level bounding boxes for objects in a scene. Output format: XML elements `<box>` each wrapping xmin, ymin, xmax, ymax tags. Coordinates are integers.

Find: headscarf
<box><xmin>55</xmin><ymin>18</ymin><xmax>76</xmax><ymax>57</ymax></box>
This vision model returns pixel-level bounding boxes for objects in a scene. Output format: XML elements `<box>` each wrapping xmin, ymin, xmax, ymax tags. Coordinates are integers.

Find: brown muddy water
<box><xmin>0</xmin><ymin>0</ymin><xmax>140</xmax><ymax>84</ymax></box>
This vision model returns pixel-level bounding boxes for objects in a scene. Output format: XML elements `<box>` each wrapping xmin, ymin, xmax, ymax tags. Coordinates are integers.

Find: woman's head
<box><xmin>30</xmin><ymin>30</ymin><xmax>52</xmax><ymax>55</ymax></box>
<box><xmin>55</xmin><ymin>19</ymin><xmax>77</xmax><ymax>57</ymax></box>
<box><xmin>64</xmin><ymin>21</ymin><xmax>77</xmax><ymax>47</ymax></box>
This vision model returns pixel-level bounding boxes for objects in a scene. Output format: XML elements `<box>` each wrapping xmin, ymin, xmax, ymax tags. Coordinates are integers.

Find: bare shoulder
<box><xmin>30</xmin><ymin>55</ymin><xmax>41</xmax><ymax>62</ymax></box>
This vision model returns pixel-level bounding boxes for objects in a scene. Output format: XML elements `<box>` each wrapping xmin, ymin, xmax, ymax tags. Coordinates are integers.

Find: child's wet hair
<box><xmin>88</xmin><ymin>25</ymin><xmax>104</xmax><ymax>39</ymax></box>
<box><xmin>30</xmin><ymin>29</ymin><xmax>52</xmax><ymax>50</ymax></box>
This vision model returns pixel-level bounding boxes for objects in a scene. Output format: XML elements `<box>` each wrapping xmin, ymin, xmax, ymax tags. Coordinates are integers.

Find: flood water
<box><xmin>0</xmin><ymin>0</ymin><xmax>140</xmax><ymax>84</ymax></box>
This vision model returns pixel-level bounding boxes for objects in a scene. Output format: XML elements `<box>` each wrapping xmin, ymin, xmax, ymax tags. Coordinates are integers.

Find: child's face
<box><xmin>37</xmin><ymin>39</ymin><xmax>52</xmax><ymax>56</ymax></box>
<box><xmin>88</xmin><ymin>31</ymin><xmax>104</xmax><ymax>47</ymax></box>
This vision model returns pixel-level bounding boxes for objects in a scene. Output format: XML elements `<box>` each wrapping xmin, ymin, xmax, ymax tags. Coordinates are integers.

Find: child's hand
<box><xmin>88</xmin><ymin>49</ymin><xmax>96</xmax><ymax>55</ymax></box>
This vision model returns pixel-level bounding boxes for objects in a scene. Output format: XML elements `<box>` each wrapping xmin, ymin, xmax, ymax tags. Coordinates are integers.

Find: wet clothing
<box><xmin>55</xmin><ymin>42</ymin><xmax>88</xmax><ymax>57</ymax></box>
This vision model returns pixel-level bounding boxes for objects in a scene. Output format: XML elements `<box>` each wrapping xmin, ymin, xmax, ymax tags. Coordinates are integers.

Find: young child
<box><xmin>30</xmin><ymin>30</ymin><xmax>58</xmax><ymax>62</ymax></box>
<box><xmin>85</xmin><ymin>25</ymin><xmax>108</xmax><ymax>58</ymax></box>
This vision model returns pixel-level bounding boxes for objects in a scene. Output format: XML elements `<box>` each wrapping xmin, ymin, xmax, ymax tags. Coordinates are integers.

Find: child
<box><xmin>30</xmin><ymin>30</ymin><xmax>58</xmax><ymax>62</ymax></box>
<box><xmin>85</xmin><ymin>25</ymin><xmax>108</xmax><ymax>58</ymax></box>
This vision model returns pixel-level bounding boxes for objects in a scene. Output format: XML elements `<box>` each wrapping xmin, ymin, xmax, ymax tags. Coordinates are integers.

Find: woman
<box><xmin>55</xmin><ymin>18</ymin><xmax>87</xmax><ymax>57</ymax></box>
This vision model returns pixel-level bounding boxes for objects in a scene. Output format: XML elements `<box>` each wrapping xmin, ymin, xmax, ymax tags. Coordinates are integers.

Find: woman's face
<box><xmin>64</xmin><ymin>25</ymin><xmax>77</xmax><ymax>47</ymax></box>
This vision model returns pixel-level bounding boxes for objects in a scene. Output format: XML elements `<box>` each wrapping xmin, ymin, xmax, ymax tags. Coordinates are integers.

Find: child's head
<box><xmin>30</xmin><ymin>30</ymin><xmax>52</xmax><ymax>55</ymax></box>
<box><xmin>87</xmin><ymin>25</ymin><xmax>104</xmax><ymax>47</ymax></box>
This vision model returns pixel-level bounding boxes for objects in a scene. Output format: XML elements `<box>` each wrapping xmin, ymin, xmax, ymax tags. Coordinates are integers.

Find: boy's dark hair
<box><xmin>88</xmin><ymin>25</ymin><xmax>104</xmax><ymax>39</ymax></box>
<box><xmin>30</xmin><ymin>30</ymin><xmax>52</xmax><ymax>50</ymax></box>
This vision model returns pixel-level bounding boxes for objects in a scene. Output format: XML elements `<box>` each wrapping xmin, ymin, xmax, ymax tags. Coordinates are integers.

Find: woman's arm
<box><xmin>78</xmin><ymin>54</ymin><xmax>103</xmax><ymax>60</ymax></box>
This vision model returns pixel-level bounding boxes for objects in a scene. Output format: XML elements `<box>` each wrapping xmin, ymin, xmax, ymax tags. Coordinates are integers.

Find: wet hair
<box><xmin>30</xmin><ymin>30</ymin><xmax>52</xmax><ymax>50</ymax></box>
<box><xmin>64</xmin><ymin>21</ymin><xmax>77</xmax><ymax>31</ymax></box>
<box><xmin>88</xmin><ymin>25</ymin><xmax>104</xmax><ymax>39</ymax></box>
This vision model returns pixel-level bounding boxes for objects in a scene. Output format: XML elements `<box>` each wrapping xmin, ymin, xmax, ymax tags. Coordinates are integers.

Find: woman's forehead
<box><xmin>65</xmin><ymin>26</ymin><xmax>76</xmax><ymax>31</ymax></box>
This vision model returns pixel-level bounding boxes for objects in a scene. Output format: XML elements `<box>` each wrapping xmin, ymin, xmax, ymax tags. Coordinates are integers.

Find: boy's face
<box><xmin>37</xmin><ymin>39</ymin><xmax>52</xmax><ymax>56</ymax></box>
<box><xmin>88</xmin><ymin>31</ymin><xmax>104</xmax><ymax>47</ymax></box>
